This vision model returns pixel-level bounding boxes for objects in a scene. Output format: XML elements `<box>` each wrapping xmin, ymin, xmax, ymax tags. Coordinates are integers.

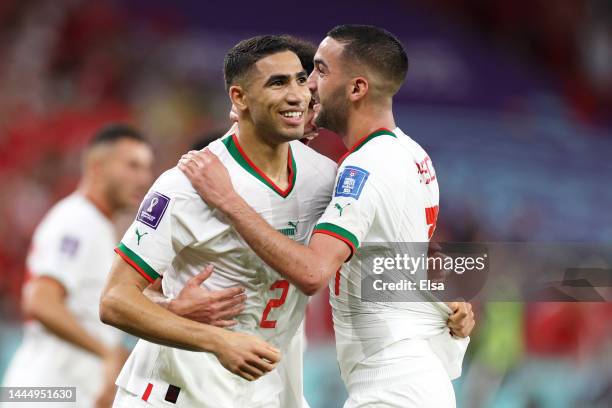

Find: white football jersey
<box><xmin>115</xmin><ymin>134</ymin><xmax>336</xmax><ymax>407</ymax></box>
<box><xmin>1</xmin><ymin>193</ymin><xmax>123</xmax><ymax>407</ymax></box>
<box><xmin>313</xmin><ymin>128</ymin><xmax>454</xmax><ymax>384</ymax></box>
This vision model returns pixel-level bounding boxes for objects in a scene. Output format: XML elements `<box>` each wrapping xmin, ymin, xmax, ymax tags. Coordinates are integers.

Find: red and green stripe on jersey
<box><xmin>312</xmin><ymin>222</ymin><xmax>359</xmax><ymax>258</ymax></box>
<box><xmin>337</xmin><ymin>128</ymin><xmax>397</xmax><ymax>165</ymax></box>
<box><xmin>115</xmin><ymin>242</ymin><xmax>160</xmax><ymax>283</ymax></box>
<box><xmin>223</xmin><ymin>134</ymin><xmax>297</xmax><ymax>198</ymax></box>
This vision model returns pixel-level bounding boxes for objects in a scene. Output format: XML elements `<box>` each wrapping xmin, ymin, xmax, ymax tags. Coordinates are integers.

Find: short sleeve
<box><xmin>26</xmin><ymin>222</ymin><xmax>86</xmax><ymax>293</ymax></box>
<box><xmin>312</xmin><ymin>161</ymin><xmax>380</xmax><ymax>259</ymax></box>
<box><xmin>116</xmin><ymin>183</ymin><xmax>197</xmax><ymax>283</ymax></box>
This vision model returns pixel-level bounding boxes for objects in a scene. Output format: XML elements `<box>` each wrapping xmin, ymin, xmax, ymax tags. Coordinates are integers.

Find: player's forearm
<box><xmin>100</xmin><ymin>273</ymin><xmax>225</xmax><ymax>353</ymax></box>
<box><xmin>26</xmin><ymin>300</ymin><xmax>109</xmax><ymax>358</ymax></box>
<box><xmin>221</xmin><ymin>194</ymin><xmax>329</xmax><ymax>295</ymax></box>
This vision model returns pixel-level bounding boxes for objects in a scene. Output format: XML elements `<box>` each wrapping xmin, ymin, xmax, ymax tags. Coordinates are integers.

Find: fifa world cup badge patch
<box><xmin>335</xmin><ymin>166</ymin><xmax>369</xmax><ymax>199</ymax></box>
<box><xmin>137</xmin><ymin>191</ymin><xmax>170</xmax><ymax>229</ymax></box>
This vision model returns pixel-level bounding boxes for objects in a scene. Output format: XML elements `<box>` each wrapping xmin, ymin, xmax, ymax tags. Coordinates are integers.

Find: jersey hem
<box><xmin>313</xmin><ymin>222</ymin><xmax>358</xmax><ymax>261</ymax></box>
<box><xmin>115</xmin><ymin>243</ymin><xmax>160</xmax><ymax>283</ymax></box>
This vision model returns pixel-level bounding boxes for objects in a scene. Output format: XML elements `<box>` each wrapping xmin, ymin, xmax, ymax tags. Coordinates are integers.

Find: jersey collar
<box><xmin>337</xmin><ymin>128</ymin><xmax>396</xmax><ymax>165</ymax></box>
<box><xmin>223</xmin><ymin>134</ymin><xmax>297</xmax><ymax>198</ymax></box>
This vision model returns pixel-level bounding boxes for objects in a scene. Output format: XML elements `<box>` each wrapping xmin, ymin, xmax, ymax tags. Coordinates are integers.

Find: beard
<box><xmin>105</xmin><ymin>176</ymin><xmax>133</xmax><ymax>212</ymax></box>
<box><xmin>314</xmin><ymin>85</ymin><xmax>349</xmax><ymax>136</ymax></box>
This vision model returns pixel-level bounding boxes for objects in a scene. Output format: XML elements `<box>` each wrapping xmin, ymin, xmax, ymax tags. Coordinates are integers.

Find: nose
<box><xmin>307</xmin><ymin>71</ymin><xmax>317</xmax><ymax>93</ymax></box>
<box><xmin>286</xmin><ymin>80</ymin><xmax>307</xmax><ymax>107</ymax></box>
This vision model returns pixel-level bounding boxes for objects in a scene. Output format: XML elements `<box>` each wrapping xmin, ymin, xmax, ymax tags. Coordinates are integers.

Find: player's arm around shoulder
<box><xmin>178</xmin><ymin>149</ymin><xmax>350</xmax><ymax>296</ymax></box>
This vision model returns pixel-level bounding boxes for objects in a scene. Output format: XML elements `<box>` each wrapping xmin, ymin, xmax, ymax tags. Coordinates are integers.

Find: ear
<box><xmin>84</xmin><ymin>148</ymin><xmax>107</xmax><ymax>177</ymax></box>
<box><xmin>348</xmin><ymin>77</ymin><xmax>368</xmax><ymax>102</ymax></box>
<box><xmin>229</xmin><ymin>85</ymin><xmax>248</xmax><ymax>112</ymax></box>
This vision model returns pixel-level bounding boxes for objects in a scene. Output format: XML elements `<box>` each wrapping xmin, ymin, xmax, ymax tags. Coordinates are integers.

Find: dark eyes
<box><xmin>270</xmin><ymin>77</ymin><xmax>307</xmax><ymax>87</ymax></box>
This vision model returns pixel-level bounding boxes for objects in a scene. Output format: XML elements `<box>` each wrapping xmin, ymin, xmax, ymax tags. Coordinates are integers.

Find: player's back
<box><xmin>115</xmin><ymin>135</ymin><xmax>336</xmax><ymax>407</ymax></box>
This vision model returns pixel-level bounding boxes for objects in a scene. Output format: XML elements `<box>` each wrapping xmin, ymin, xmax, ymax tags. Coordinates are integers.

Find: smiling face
<box><xmin>308</xmin><ymin>37</ymin><xmax>351</xmax><ymax>135</ymax></box>
<box><xmin>241</xmin><ymin>50</ymin><xmax>310</xmax><ymax>143</ymax></box>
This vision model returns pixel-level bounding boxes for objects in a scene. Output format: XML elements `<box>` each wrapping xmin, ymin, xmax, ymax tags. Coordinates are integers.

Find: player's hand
<box><xmin>215</xmin><ymin>331</ymin><xmax>281</xmax><ymax>381</ymax></box>
<box><xmin>178</xmin><ymin>149</ymin><xmax>236</xmax><ymax>211</ymax></box>
<box><xmin>169</xmin><ymin>264</ymin><xmax>246</xmax><ymax>327</ymax></box>
<box><xmin>94</xmin><ymin>377</ymin><xmax>116</xmax><ymax>408</ymax></box>
<box><xmin>446</xmin><ymin>301</ymin><xmax>475</xmax><ymax>338</ymax></box>
<box><xmin>94</xmin><ymin>347</ymin><xmax>129</xmax><ymax>408</ymax></box>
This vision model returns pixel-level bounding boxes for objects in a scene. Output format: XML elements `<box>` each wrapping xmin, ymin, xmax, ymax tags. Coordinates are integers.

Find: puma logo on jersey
<box><xmin>278</xmin><ymin>221</ymin><xmax>299</xmax><ymax>237</ymax></box>
<box><xmin>335</xmin><ymin>203</ymin><xmax>351</xmax><ymax>216</ymax></box>
<box><xmin>135</xmin><ymin>228</ymin><xmax>148</xmax><ymax>245</ymax></box>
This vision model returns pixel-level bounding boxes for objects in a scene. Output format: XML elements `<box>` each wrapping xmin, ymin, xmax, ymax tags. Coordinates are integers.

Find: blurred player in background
<box><xmin>180</xmin><ymin>25</ymin><xmax>474</xmax><ymax>408</ymax></box>
<box><xmin>100</xmin><ymin>35</ymin><xmax>335</xmax><ymax>407</ymax></box>
<box><xmin>1</xmin><ymin>125</ymin><xmax>247</xmax><ymax>408</ymax></box>
<box><xmin>1</xmin><ymin>125</ymin><xmax>153</xmax><ymax>408</ymax></box>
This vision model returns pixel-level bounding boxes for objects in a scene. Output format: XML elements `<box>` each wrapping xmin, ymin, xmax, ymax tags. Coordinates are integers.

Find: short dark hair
<box><xmin>288</xmin><ymin>37</ymin><xmax>316</xmax><ymax>76</ymax></box>
<box><xmin>327</xmin><ymin>25</ymin><xmax>408</xmax><ymax>96</ymax></box>
<box><xmin>88</xmin><ymin>124</ymin><xmax>149</xmax><ymax>148</ymax></box>
<box><xmin>223</xmin><ymin>35</ymin><xmax>307</xmax><ymax>91</ymax></box>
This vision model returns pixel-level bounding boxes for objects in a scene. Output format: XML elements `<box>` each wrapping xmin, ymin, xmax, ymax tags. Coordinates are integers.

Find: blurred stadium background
<box><xmin>0</xmin><ymin>0</ymin><xmax>611</xmax><ymax>407</ymax></box>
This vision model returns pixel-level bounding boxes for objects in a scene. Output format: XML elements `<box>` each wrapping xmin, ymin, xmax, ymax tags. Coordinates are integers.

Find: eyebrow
<box><xmin>264</xmin><ymin>70</ymin><xmax>307</xmax><ymax>86</ymax></box>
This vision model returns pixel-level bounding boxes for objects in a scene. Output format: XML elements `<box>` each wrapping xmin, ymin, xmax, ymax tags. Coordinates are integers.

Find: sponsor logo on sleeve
<box><xmin>135</xmin><ymin>228</ymin><xmax>148</xmax><ymax>245</ymax></box>
<box><xmin>137</xmin><ymin>191</ymin><xmax>170</xmax><ymax>229</ymax></box>
<box><xmin>334</xmin><ymin>202</ymin><xmax>351</xmax><ymax>216</ymax></box>
<box><xmin>334</xmin><ymin>166</ymin><xmax>370</xmax><ymax>199</ymax></box>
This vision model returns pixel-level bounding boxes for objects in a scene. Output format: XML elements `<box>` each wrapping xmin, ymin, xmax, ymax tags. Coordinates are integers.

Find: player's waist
<box><xmin>342</xmin><ymin>338</ymin><xmax>437</xmax><ymax>390</ymax></box>
<box><xmin>118</xmin><ymin>340</ymin><xmax>288</xmax><ymax>407</ymax></box>
<box><xmin>332</xmin><ymin>301</ymin><xmax>449</xmax><ymax>333</ymax></box>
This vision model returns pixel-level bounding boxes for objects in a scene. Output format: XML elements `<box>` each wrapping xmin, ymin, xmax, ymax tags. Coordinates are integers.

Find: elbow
<box><xmin>99</xmin><ymin>290</ymin><xmax>122</xmax><ymax>327</ymax></box>
<box><xmin>299</xmin><ymin>284</ymin><xmax>318</xmax><ymax>297</ymax></box>
<box><xmin>299</xmin><ymin>268</ymin><xmax>329</xmax><ymax>296</ymax></box>
<box><xmin>22</xmin><ymin>295</ymin><xmax>41</xmax><ymax>321</ymax></box>
<box><xmin>300</xmin><ymin>281</ymin><xmax>321</xmax><ymax>296</ymax></box>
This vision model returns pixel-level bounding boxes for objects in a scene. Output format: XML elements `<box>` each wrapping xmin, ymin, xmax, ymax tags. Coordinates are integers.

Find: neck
<box><xmin>78</xmin><ymin>178</ymin><xmax>114</xmax><ymax>220</ymax></box>
<box><xmin>236</xmin><ymin>120</ymin><xmax>290</xmax><ymax>185</ymax></box>
<box><xmin>342</xmin><ymin>101</ymin><xmax>396</xmax><ymax>150</ymax></box>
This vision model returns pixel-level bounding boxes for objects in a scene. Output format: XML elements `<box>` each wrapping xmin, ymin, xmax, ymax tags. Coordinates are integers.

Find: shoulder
<box><xmin>42</xmin><ymin>194</ymin><xmax>94</xmax><ymax>226</ymax></box>
<box><xmin>143</xmin><ymin>167</ymin><xmax>214</xmax><ymax>227</ymax></box>
<box><xmin>33</xmin><ymin>194</ymin><xmax>102</xmax><ymax>243</ymax></box>
<box><xmin>207</xmin><ymin>136</ymin><xmax>231</xmax><ymax>157</ymax></box>
<box><xmin>149</xmin><ymin>167</ymin><xmax>199</xmax><ymax>199</ymax></box>
<box><xmin>393</xmin><ymin>128</ymin><xmax>428</xmax><ymax>157</ymax></box>
<box><xmin>343</xmin><ymin>133</ymin><xmax>404</xmax><ymax>173</ymax></box>
<box><xmin>339</xmin><ymin>130</ymin><xmax>418</xmax><ymax>193</ymax></box>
